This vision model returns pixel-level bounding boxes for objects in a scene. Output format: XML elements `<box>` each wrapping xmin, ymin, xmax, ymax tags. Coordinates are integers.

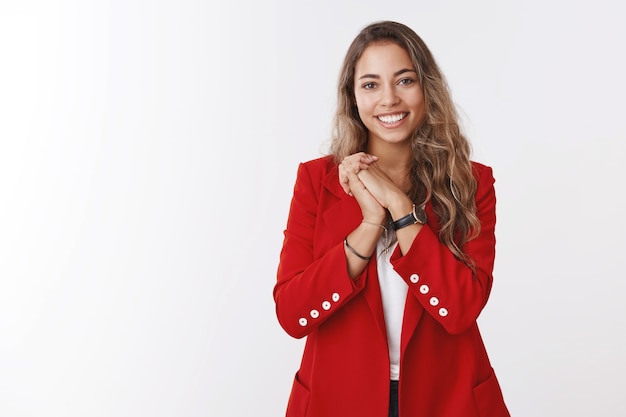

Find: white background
<box><xmin>1</xmin><ymin>0</ymin><xmax>625</xmax><ymax>416</ymax></box>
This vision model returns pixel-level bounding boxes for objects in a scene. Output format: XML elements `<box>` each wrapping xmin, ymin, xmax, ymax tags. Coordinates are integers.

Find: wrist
<box><xmin>361</xmin><ymin>219</ymin><xmax>387</xmax><ymax>236</ymax></box>
<box><xmin>390</xmin><ymin>203</ymin><xmax>427</xmax><ymax>230</ymax></box>
<box><xmin>361</xmin><ymin>207</ymin><xmax>387</xmax><ymax>226</ymax></box>
<box><xmin>387</xmin><ymin>194</ymin><xmax>414</xmax><ymax>221</ymax></box>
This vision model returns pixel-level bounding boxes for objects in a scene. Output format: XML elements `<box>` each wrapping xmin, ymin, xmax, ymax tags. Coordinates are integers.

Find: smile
<box><xmin>377</xmin><ymin>113</ymin><xmax>407</xmax><ymax>124</ymax></box>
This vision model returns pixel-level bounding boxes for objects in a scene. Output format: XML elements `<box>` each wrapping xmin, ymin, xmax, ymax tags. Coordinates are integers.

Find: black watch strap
<box><xmin>391</xmin><ymin>204</ymin><xmax>427</xmax><ymax>230</ymax></box>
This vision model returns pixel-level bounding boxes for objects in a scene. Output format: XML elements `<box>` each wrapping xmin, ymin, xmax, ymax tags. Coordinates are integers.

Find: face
<box><xmin>353</xmin><ymin>42</ymin><xmax>425</xmax><ymax>148</ymax></box>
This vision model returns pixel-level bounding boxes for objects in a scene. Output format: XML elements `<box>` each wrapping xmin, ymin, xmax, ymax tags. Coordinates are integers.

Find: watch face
<box><xmin>414</xmin><ymin>206</ymin><xmax>427</xmax><ymax>224</ymax></box>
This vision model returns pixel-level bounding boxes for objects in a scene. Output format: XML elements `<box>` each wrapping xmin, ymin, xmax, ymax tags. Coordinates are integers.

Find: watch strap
<box><xmin>391</xmin><ymin>204</ymin><xmax>426</xmax><ymax>230</ymax></box>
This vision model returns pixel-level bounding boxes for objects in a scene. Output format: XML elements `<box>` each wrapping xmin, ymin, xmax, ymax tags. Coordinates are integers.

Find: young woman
<box><xmin>274</xmin><ymin>21</ymin><xmax>510</xmax><ymax>417</ymax></box>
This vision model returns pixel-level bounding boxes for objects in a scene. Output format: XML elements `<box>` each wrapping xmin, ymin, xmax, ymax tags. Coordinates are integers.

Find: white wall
<box><xmin>1</xmin><ymin>0</ymin><xmax>624</xmax><ymax>416</ymax></box>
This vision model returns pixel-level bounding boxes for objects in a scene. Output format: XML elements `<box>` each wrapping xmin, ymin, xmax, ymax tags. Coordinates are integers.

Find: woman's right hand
<box><xmin>338</xmin><ymin>153</ymin><xmax>387</xmax><ymax>224</ymax></box>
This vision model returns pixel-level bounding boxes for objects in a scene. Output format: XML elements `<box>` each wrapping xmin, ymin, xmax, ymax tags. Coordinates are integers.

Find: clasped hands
<box><xmin>338</xmin><ymin>152</ymin><xmax>411</xmax><ymax>224</ymax></box>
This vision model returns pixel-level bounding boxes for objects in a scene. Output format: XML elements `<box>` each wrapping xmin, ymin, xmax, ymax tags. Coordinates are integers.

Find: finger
<box><xmin>341</xmin><ymin>181</ymin><xmax>351</xmax><ymax>195</ymax></box>
<box><xmin>341</xmin><ymin>160</ymin><xmax>363</xmax><ymax>176</ymax></box>
<box><xmin>345</xmin><ymin>165</ymin><xmax>363</xmax><ymax>187</ymax></box>
<box><xmin>344</xmin><ymin>152</ymin><xmax>375</xmax><ymax>166</ymax></box>
<box><xmin>339</xmin><ymin>153</ymin><xmax>377</xmax><ymax>195</ymax></box>
<box><xmin>338</xmin><ymin>166</ymin><xmax>352</xmax><ymax>193</ymax></box>
<box><xmin>339</xmin><ymin>179</ymin><xmax>351</xmax><ymax>195</ymax></box>
<box><xmin>346</xmin><ymin>174</ymin><xmax>367</xmax><ymax>196</ymax></box>
<box><xmin>338</xmin><ymin>170</ymin><xmax>352</xmax><ymax>195</ymax></box>
<box><xmin>360</xmin><ymin>154</ymin><xmax>378</xmax><ymax>164</ymax></box>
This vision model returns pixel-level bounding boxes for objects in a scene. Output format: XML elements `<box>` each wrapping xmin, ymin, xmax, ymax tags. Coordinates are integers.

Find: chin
<box><xmin>380</xmin><ymin>133</ymin><xmax>412</xmax><ymax>144</ymax></box>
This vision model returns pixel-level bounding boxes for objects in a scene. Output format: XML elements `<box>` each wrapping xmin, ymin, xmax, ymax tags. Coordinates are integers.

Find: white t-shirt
<box><xmin>376</xmin><ymin>235</ymin><xmax>408</xmax><ymax>381</ymax></box>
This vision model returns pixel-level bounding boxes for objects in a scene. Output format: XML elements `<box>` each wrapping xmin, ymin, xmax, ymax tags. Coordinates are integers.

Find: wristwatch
<box><xmin>391</xmin><ymin>204</ymin><xmax>427</xmax><ymax>230</ymax></box>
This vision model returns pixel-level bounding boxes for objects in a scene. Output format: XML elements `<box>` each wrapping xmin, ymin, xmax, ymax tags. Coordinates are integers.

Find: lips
<box><xmin>377</xmin><ymin>113</ymin><xmax>407</xmax><ymax>124</ymax></box>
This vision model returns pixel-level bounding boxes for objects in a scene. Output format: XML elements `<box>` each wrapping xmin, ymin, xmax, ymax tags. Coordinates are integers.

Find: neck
<box><xmin>366</xmin><ymin>140</ymin><xmax>412</xmax><ymax>190</ymax></box>
<box><xmin>367</xmin><ymin>141</ymin><xmax>411</xmax><ymax>171</ymax></box>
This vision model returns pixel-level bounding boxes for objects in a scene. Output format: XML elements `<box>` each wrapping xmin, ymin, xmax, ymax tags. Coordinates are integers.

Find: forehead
<box><xmin>355</xmin><ymin>41</ymin><xmax>414</xmax><ymax>75</ymax></box>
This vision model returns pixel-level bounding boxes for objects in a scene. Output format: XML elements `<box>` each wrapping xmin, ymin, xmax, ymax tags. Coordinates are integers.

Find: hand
<box><xmin>338</xmin><ymin>153</ymin><xmax>378</xmax><ymax>196</ymax></box>
<box><xmin>338</xmin><ymin>153</ymin><xmax>386</xmax><ymax>223</ymax></box>
<box><xmin>356</xmin><ymin>162</ymin><xmax>405</xmax><ymax>209</ymax></box>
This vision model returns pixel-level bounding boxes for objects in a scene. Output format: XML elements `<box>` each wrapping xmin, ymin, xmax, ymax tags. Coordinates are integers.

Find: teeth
<box><xmin>378</xmin><ymin>113</ymin><xmax>406</xmax><ymax>123</ymax></box>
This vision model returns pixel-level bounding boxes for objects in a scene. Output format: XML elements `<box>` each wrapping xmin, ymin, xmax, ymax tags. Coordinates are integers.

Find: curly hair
<box><xmin>329</xmin><ymin>20</ymin><xmax>480</xmax><ymax>267</ymax></box>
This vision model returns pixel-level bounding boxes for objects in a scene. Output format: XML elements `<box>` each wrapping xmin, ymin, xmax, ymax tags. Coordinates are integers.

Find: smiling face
<box><xmin>354</xmin><ymin>41</ymin><xmax>426</xmax><ymax>150</ymax></box>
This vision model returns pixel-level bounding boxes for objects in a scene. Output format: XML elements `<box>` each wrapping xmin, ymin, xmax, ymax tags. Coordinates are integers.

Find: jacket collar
<box><xmin>321</xmin><ymin>163</ymin><xmax>346</xmax><ymax>199</ymax></box>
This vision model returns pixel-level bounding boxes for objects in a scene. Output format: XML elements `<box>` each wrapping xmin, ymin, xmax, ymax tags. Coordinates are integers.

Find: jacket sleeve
<box><xmin>390</xmin><ymin>164</ymin><xmax>497</xmax><ymax>335</ymax></box>
<box><xmin>273</xmin><ymin>162</ymin><xmax>368</xmax><ymax>339</ymax></box>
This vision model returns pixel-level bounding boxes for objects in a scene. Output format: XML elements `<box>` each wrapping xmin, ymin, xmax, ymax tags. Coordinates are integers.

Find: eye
<box><xmin>362</xmin><ymin>82</ymin><xmax>376</xmax><ymax>90</ymax></box>
<box><xmin>398</xmin><ymin>78</ymin><xmax>414</xmax><ymax>86</ymax></box>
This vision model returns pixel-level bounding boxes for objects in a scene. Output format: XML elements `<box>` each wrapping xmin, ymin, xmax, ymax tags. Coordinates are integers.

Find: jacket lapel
<box><xmin>362</xmin><ymin>259</ymin><xmax>388</xmax><ymax>343</ymax></box>
<box><xmin>320</xmin><ymin>164</ymin><xmax>364</xmax><ymax>249</ymax></box>
<box><xmin>400</xmin><ymin>291</ymin><xmax>424</xmax><ymax>357</ymax></box>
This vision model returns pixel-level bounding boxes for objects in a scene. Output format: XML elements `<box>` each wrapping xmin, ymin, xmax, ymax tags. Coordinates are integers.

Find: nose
<box><xmin>380</xmin><ymin>86</ymin><xmax>399</xmax><ymax>107</ymax></box>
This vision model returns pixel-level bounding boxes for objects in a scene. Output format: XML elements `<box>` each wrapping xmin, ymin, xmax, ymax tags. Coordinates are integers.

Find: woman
<box><xmin>274</xmin><ymin>21</ymin><xmax>510</xmax><ymax>417</ymax></box>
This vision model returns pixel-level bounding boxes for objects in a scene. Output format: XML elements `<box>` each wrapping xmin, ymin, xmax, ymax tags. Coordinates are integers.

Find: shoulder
<box><xmin>470</xmin><ymin>161</ymin><xmax>496</xmax><ymax>209</ymax></box>
<box><xmin>292</xmin><ymin>155</ymin><xmax>342</xmax><ymax>197</ymax></box>
<box><xmin>471</xmin><ymin>160</ymin><xmax>495</xmax><ymax>184</ymax></box>
<box><xmin>296</xmin><ymin>155</ymin><xmax>337</xmax><ymax>181</ymax></box>
<box><xmin>300</xmin><ymin>155</ymin><xmax>336</xmax><ymax>172</ymax></box>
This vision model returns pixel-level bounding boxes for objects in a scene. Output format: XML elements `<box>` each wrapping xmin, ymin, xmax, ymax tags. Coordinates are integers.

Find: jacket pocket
<box><xmin>472</xmin><ymin>369</ymin><xmax>510</xmax><ymax>417</ymax></box>
<box><xmin>286</xmin><ymin>372</ymin><xmax>310</xmax><ymax>417</ymax></box>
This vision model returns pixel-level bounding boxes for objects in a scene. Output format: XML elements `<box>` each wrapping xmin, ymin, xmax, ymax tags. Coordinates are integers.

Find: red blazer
<box><xmin>274</xmin><ymin>156</ymin><xmax>509</xmax><ymax>417</ymax></box>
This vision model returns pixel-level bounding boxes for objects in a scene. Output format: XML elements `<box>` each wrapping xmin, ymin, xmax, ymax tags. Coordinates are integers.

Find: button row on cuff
<box><xmin>299</xmin><ymin>292</ymin><xmax>341</xmax><ymax>327</ymax></box>
<box><xmin>409</xmin><ymin>274</ymin><xmax>448</xmax><ymax>318</ymax></box>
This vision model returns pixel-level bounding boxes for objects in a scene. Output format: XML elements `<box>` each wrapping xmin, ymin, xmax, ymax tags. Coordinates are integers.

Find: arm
<box><xmin>273</xmin><ymin>161</ymin><xmax>375</xmax><ymax>339</ymax></box>
<box><xmin>390</xmin><ymin>164</ymin><xmax>497</xmax><ymax>334</ymax></box>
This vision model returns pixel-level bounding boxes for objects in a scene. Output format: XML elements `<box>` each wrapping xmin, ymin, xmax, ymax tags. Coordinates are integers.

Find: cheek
<box><xmin>411</xmin><ymin>91</ymin><xmax>426</xmax><ymax>109</ymax></box>
<box><xmin>354</xmin><ymin>95</ymin><xmax>373</xmax><ymax>114</ymax></box>
<box><xmin>355</xmin><ymin>107</ymin><xmax>367</xmax><ymax>125</ymax></box>
<box><xmin>353</xmin><ymin>94</ymin><xmax>363</xmax><ymax>109</ymax></box>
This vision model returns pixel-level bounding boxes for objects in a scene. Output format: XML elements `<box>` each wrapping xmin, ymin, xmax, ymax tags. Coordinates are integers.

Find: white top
<box><xmin>376</xmin><ymin>235</ymin><xmax>408</xmax><ymax>381</ymax></box>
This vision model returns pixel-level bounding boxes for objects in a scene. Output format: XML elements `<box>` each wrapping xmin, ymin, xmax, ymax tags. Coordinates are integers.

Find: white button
<box><xmin>429</xmin><ymin>297</ymin><xmax>439</xmax><ymax>306</ymax></box>
<box><xmin>299</xmin><ymin>317</ymin><xmax>308</xmax><ymax>326</ymax></box>
<box><xmin>310</xmin><ymin>309</ymin><xmax>319</xmax><ymax>318</ymax></box>
<box><xmin>439</xmin><ymin>308</ymin><xmax>448</xmax><ymax>317</ymax></box>
<box><xmin>419</xmin><ymin>285</ymin><xmax>429</xmax><ymax>294</ymax></box>
<box><xmin>410</xmin><ymin>274</ymin><xmax>419</xmax><ymax>283</ymax></box>
<box><xmin>322</xmin><ymin>301</ymin><xmax>331</xmax><ymax>310</ymax></box>
<box><xmin>332</xmin><ymin>292</ymin><xmax>340</xmax><ymax>302</ymax></box>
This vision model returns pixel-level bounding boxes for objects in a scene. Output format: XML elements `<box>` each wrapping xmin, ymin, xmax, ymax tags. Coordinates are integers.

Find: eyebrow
<box><xmin>358</xmin><ymin>68</ymin><xmax>416</xmax><ymax>80</ymax></box>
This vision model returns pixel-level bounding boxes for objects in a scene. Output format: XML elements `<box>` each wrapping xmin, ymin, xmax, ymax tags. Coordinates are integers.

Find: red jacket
<box><xmin>274</xmin><ymin>156</ymin><xmax>510</xmax><ymax>417</ymax></box>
